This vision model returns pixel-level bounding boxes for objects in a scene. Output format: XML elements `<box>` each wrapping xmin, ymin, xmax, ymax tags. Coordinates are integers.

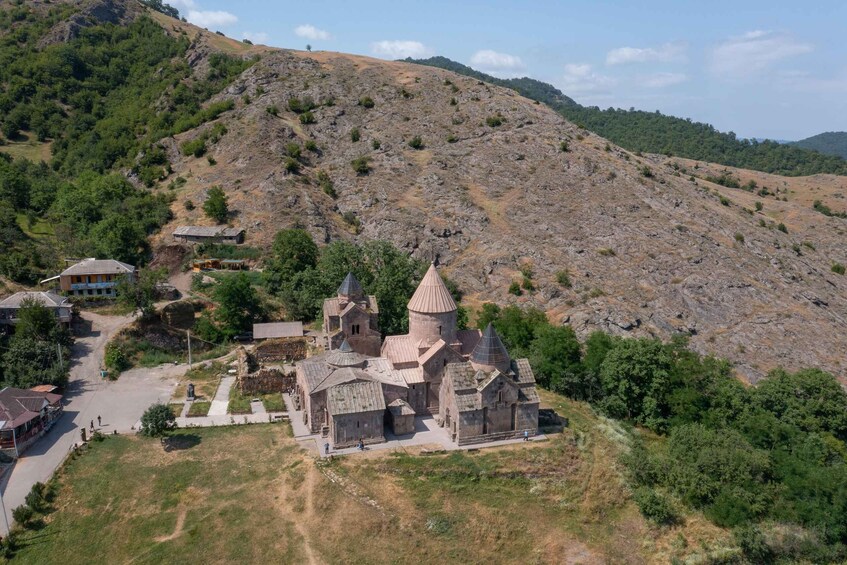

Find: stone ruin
<box><xmin>254</xmin><ymin>338</ymin><xmax>309</xmax><ymax>363</ymax></box>
<box><xmin>236</xmin><ymin>346</ymin><xmax>296</xmax><ymax>395</ymax></box>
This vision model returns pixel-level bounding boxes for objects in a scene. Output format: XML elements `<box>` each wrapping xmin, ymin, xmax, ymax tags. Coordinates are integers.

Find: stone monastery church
<box><xmin>295</xmin><ymin>264</ymin><xmax>540</xmax><ymax>448</ymax></box>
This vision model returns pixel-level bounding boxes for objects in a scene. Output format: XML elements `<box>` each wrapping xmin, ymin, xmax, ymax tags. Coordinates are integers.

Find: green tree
<box><xmin>116</xmin><ymin>268</ymin><xmax>167</xmax><ymax>319</ymax></box>
<box><xmin>213</xmin><ymin>273</ymin><xmax>264</xmax><ymax>336</ymax></box>
<box><xmin>529</xmin><ymin>325</ymin><xmax>591</xmax><ymax>398</ymax></box>
<box><xmin>203</xmin><ymin>186</ymin><xmax>229</xmax><ymax>223</ymax></box>
<box><xmin>140</xmin><ymin>403</ymin><xmax>176</xmax><ymax>437</ymax></box>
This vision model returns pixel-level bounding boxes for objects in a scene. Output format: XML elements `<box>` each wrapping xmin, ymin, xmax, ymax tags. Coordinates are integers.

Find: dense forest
<box><xmin>407</xmin><ymin>56</ymin><xmax>847</xmax><ymax>177</ymax></box>
<box><xmin>0</xmin><ymin>4</ymin><xmax>253</xmax><ymax>283</ymax></box>
<box><xmin>791</xmin><ymin>131</ymin><xmax>847</xmax><ymax>159</ymax></box>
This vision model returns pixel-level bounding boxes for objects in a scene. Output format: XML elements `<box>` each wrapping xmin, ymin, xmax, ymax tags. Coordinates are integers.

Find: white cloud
<box><xmin>559</xmin><ymin>63</ymin><xmax>616</xmax><ymax>95</ymax></box>
<box><xmin>371</xmin><ymin>40</ymin><xmax>432</xmax><ymax>60</ymax></box>
<box><xmin>710</xmin><ymin>31</ymin><xmax>812</xmax><ymax>77</ymax></box>
<box><xmin>294</xmin><ymin>24</ymin><xmax>331</xmax><ymax>41</ymax></box>
<box><xmin>242</xmin><ymin>31</ymin><xmax>269</xmax><ymax>44</ymax></box>
<box><xmin>606</xmin><ymin>42</ymin><xmax>687</xmax><ymax>65</ymax></box>
<box><xmin>168</xmin><ymin>0</ymin><xmax>197</xmax><ymax>12</ymax></box>
<box><xmin>186</xmin><ymin>9</ymin><xmax>237</xmax><ymax>28</ymax></box>
<box><xmin>469</xmin><ymin>50</ymin><xmax>525</xmax><ymax>77</ymax></box>
<box><xmin>638</xmin><ymin>72</ymin><xmax>687</xmax><ymax>88</ymax></box>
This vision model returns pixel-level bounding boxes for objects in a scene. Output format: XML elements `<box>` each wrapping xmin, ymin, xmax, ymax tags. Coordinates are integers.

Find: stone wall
<box><xmin>330</xmin><ymin>410</ymin><xmax>384</xmax><ymax>448</ymax></box>
<box><xmin>237</xmin><ymin>367</ymin><xmax>296</xmax><ymax>395</ymax></box>
<box><xmin>255</xmin><ymin>338</ymin><xmax>308</xmax><ymax>363</ymax></box>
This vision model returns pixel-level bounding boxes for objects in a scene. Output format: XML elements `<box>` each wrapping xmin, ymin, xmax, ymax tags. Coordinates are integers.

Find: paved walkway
<box><xmin>250</xmin><ymin>400</ymin><xmax>266</xmax><ymax>414</ymax></box>
<box><xmin>208</xmin><ymin>376</ymin><xmax>235</xmax><ymax>416</ymax></box>
<box><xmin>282</xmin><ymin>393</ymin><xmax>546</xmax><ymax>458</ymax></box>
<box><xmin>175</xmin><ymin>412</ymin><xmax>285</xmax><ymax>428</ymax></box>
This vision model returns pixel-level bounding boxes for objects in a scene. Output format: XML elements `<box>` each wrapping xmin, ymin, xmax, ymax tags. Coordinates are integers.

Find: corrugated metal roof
<box><xmin>173</xmin><ymin>226</ymin><xmax>244</xmax><ymax>238</ymax></box>
<box><xmin>407</xmin><ymin>263</ymin><xmax>457</xmax><ymax>314</ymax></box>
<box><xmin>0</xmin><ymin>291</ymin><xmax>70</xmax><ymax>309</ymax></box>
<box><xmin>253</xmin><ymin>321</ymin><xmax>304</xmax><ymax>339</ymax></box>
<box><xmin>60</xmin><ymin>259</ymin><xmax>135</xmax><ymax>276</ymax></box>
<box><xmin>327</xmin><ymin>381</ymin><xmax>385</xmax><ymax>416</ymax></box>
<box><xmin>0</xmin><ymin>387</ymin><xmax>62</xmax><ymax>430</ymax></box>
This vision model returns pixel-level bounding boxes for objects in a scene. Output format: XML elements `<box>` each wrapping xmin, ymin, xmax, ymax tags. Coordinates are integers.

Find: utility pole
<box><xmin>57</xmin><ymin>342</ymin><xmax>63</xmax><ymax>368</ymax></box>
<box><xmin>187</xmin><ymin>330</ymin><xmax>192</xmax><ymax>368</ymax></box>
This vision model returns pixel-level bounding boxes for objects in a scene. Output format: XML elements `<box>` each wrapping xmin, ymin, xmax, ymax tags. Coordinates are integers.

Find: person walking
<box><xmin>97</xmin><ymin>415</ymin><xmax>101</xmax><ymax>427</ymax></box>
<box><xmin>324</xmin><ymin>442</ymin><xmax>330</xmax><ymax>456</ymax></box>
<box><xmin>524</xmin><ymin>430</ymin><xmax>529</xmax><ymax>442</ymax></box>
<box><xmin>90</xmin><ymin>420</ymin><xmax>94</xmax><ymax>432</ymax></box>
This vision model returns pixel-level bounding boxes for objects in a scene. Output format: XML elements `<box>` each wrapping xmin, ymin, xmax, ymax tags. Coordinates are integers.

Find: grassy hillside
<box><xmin>406</xmin><ymin>57</ymin><xmax>847</xmax><ymax>177</ymax></box>
<box><xmin>791</xmin><ymin>131</ymin><xmax>847</xmax><ymax>159</ymax></box>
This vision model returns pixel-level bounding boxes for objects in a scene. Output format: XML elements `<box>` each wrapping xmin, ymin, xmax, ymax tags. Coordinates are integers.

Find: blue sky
<box><xmin>168</xmin><ymin>0</ymin><xmax>847</xmax><ymax>140</ymax></box>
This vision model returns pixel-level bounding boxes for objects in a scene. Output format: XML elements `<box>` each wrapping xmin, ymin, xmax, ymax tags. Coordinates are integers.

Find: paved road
<box><xmin>0</xmin><ymin>311</ymin><xmax>183</xmax><ymax>533</ymax></box>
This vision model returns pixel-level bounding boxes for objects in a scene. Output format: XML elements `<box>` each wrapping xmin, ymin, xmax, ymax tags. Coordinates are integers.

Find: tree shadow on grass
<box><xmin>161</xmin><ymin>434</ymin><xmax>201</xmax><ymax>452</ymax></box>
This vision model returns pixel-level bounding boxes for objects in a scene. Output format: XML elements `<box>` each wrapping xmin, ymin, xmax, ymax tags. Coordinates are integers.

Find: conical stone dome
<box><xmin>337</xmin><ymin>272</ymin><xmax>364</xmax><ymax>299</ymax></box>
<box><xmin>326</xmin><ymin>339</ymin><xmax>366</xmax><ymax>367</ymax></box>
<box><xmin>470</xmin><ymin>323</ymin><xmax>510</xmax><ymax>372</ymax></box>
<box><xmin>407</xmin><ymin>263</ymin><xmax>457</xmax><ymax>314</ymax></box>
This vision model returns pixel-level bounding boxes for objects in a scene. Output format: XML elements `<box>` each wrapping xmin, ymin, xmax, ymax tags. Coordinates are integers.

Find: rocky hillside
<box><xmin>13</xmin><ymin>1</ymin><xmax>847</xmax><ymax>384</ymax></box>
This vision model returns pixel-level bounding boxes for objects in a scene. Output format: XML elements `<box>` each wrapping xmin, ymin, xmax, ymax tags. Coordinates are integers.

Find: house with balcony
<box><xmin>0</xmin><ymin>387</ymin><xmax>63</xmax><ymax>458</ymax></box>
<box><xmin>0</xmin><ymin>291</ymin><xmax>73</xmax><ymax>328</ymax></box>
<box><xmin>57</xmin><ymin>258</ymin><xmax>136</xmax><ymax>298</ymax></box>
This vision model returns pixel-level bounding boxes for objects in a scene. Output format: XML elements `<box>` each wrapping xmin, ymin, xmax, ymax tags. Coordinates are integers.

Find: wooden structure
<box><xmin>191</xmin><ymin>258</ymin><xmax>247</xmax><ymax>272</ymax></box>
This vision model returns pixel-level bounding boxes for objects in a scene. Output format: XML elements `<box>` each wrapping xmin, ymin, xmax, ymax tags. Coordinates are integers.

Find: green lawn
<box><xmin>11</xmin><ymin>426</ymin><xmax>303</xmax><ymax>564</ymax></box>
<box><xmin>187</xmin><ymin>401</ymin><xmax>211</xmax><ymax>417</ymax></box>
<box><xmin>260</xmin><ymin>393</ymin><xmax>285</xmax><ymax>412</ymax></box>
<box><xmin>228</xmin><ymin>388</ymin><xmax>253</xmax><ymax>414</ymax></box>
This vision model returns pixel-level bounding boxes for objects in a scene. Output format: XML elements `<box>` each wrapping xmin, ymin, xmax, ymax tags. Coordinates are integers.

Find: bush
<box><xmin>408</xmin><ymin>136</ymin><xmax>424</xmax><ymax>149</ymax></box>
<box><xmin>265</xmin><ymin>105</ymin><xmax>278</xmax><ymax>116</ymax></box>
<box><xmin>299</xmin><ymin>111</ymin><xmax>315</xmax><ymax>124</ymax></box>
<box><xmin>206</xmin><ymin>155</ymin><xmax>216</xmax><ymax>166</ymax></box>
<box><xmin>12</xmin><ymin>505</ymin><xmax>33</xmax><ymax>528</ymax></box>
<box><xmin>508</xmin><ymin>281</ymin><xmax>522</xmax><ymax>296</ymax></box>
<box><xmin>719</xmin><ymin>196</ymin><xmax>730</xmax><ymax>206</ymax></box>
<box><xmin>350</xmin><ymin>127</ymin><xmax>360</xmax><ymax>142</ymax></box>
<box><xmin>555</xmin><ymin>269</ymin><xmax>572</xmax><ymax>288</ymax></box>
<box><xmin>371</xmin><ymin>139</ymin><xmax>381</xmax><ymax>150</ymax></box>
<box><xmin>184</xmin><ymin>199</ymin><xmax>195</xmax><ymax>210</ymax></box>
<box><xmin>633</xmin><ymin>487</ymin><xmax>678</xmax><ymax>525</ymax></box>
<box><xmin>140</xmin><ymin>403</ymin><xmax>177</xmax><ymax>437</ymax></box>
<box><xmin>832</xmin><ymin>263</ymin><xmax>845</xmax><ymax>275</ymax></box>
<box><xmin>25</xmin><ymin>482</ymin><xmax>49</xmax><ymax>513</ymax></box>
<box><xmin>486</xmin><ymin>115</ymin><xmax>503</xmax><ymax>127</ymax></box>
<box><xmin>283</xmin><ymin>157</ymin><xmax>300</xmax><ymax>174</ymax></box>
<box><xmin>734</xmin><ymin>232</ymin><xmax>745</xmax><ymax>244</ymax></box>
<box><xmin>640</xmin><ymin>166</ymin><xmax>654</xmax><ymax>178</ymax></box>
<box><xmin>351</xmin><ymin>156</ymin><xmax>371</xmax><ymax>175</ymax></box>
<box><xmin>180</xmin><ymin>138</ymin><xmax>206</xmax><ymax>158</ymax></box>
<box><xmin>358</xmin><ymin>96</ymin><xmax>375</xmax><ymax>108</ymax></box>
<box><xmin>317</xmin><ymin>170</ymin><xmax>336</xmax><ymax>198</ymax></box>
<box><xmin>285</xmin><ymin>142</ymin><xmax>301</xmax><ymax>159</ymax></box>
<box><xmin>755</xmin><ymin>201</ymin><xmax>763</xmax><ymax>211</ymax></box>
<box><xmin>777</xmin><ymin>222</ymin><xmax>788</xmax><ymax>233</ymax></box>
<box><xmin>104</xmin><ymin>342</ymin><xmax>129</xmax><ymax>372</ymax></box>
<box><xmin>447</xmin><ymin>134</ymin><xmax>458</xmax><ymax>143</ymax></box>
<box><xmin>304</xmin><ymin>140</ymin><xmax>318</xmax><ymax>152</ymax></box>
<box><xmin>559</xmin><ymin>140</ymin><xmax>569</xmax><ymax>152</ymax></box>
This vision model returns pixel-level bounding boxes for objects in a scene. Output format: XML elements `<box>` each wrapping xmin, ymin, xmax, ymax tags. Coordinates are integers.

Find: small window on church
<box><xmin>438</xmin><ymin>325</ymin><xmax>442</xmax><ymax>335</ymax></box>
<box><xmin>498</xmin><ymin>391</ymin><xmax>503</xmax><ymax>402</ymax></box>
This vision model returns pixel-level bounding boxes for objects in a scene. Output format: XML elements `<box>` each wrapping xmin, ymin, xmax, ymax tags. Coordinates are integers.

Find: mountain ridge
<box><xmin>791</xmin><ymin>131</ymin><xmax>847</xmax><ymax>159</ymax></box>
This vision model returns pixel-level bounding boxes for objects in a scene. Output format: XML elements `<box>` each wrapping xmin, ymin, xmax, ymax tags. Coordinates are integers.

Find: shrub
<box><xmin>408</xmin><ymin>136</ymin><xmax>424</xmax><ymax>149</ymax></box>
<box><xmin>447</xmin><ymin>134</ymin><xmax>458</xmax><ymax>143</ymax></box>
<box><xmin>734</xmin><ymin>233</ymin><xmax>745</xmax><ymax>244</ymax></box>
<box><xmin>521</xmin><ymin>277</ymin><xmax>534</xmax><ymax>291</ymax></box>
<box><xmin>832</xmin><ymin>263</ymin><xmax>845</xmax><ymax>275</ymax></box>
<box><xmin>640</xmin><ymin>166</ymin><xmax>654</xmax><ymax>178</ymax></box>
<box><xmin>486</xmin><ymin>115</ymin><xmax>503</xmax><ymax>127</ymax></box>
<box><xmin>283</xmin><ymin>157</ymin><xmax>300</xmax><ymax>174</ymax></box>
<box><xmin>559</xmin><ymin>140</ymin><xmax>569</xmax><ymax>152</ymax></box>
<box><xmin>285</xmin><ymin>142</ymin><xmax>301</xmax><ymax>159</ymax></box>
<box><xmin>317</xmin><ymin>170</ymin><xmax>336</xmax><ymax>198</ymax></box>
<box><xmin>633</xmin><ymin>487</ymin><xmax>678</xmax><ymax>525</ymax></box>
<box><xmin>299</xmin><ymin>111</ymin><xmax>315</xmax><ymax>124</ymax></box>
<box><xmin>449</xmin><ymin>97</ymin><xmax>457</xmax><ymax>106</ymax></box>
<box><xmin>12</xmin><ymin>505</ymin><xmax>33</xmax><ymax>528</ymax></box>
<box><xmin>755</xmin><ymin>201</ymin><xmax>763</xmax><ymax>212</ymax></box>
<box><xmin>351</xmin><ymin>156</ymin><xmax>371</xmax><ymax>175</ymax></box>
<box><xmin>265</xmin><ymin>105</ymin><xmax>278</xmax><ymax>116</ymax></box>
<box><xmin>206</xmin><ymin>155</ymin><xmax>216</xmax><ymax>166</ymax></box>
<box><xmin>25</xmin><ymin>482</ymin><xmax>48</xmax><ymax>513</ymax></box>
<box><xmin>555</xmin><ymin>269</ymin><xmax>572</xmax><ymax>288</ymax></box>
<box><xmin>371</xmin><ymin>139</ymin><xmax>381</xmax><ymax>150</ymax></box>
<box><xmin>184</xmin><ymin>199</ymin><xmax>195</xmax><ymax>211</ymax></box>
<box><xmin>350</xmin><ymin>127</ymin><xmax>360</xmax><ymax>142</ymax></box>
<box><xmin>180</xmin><ymin>138</ymin><xmax>206</xmax><ymax>157</ymax></box>
<box><xmin>287</xmin><ymin>98</ymin><xmax>304</xmax><ymax>113</ymax></box>
<box><xmin>304</xmin><ymin>140</ymin><xmax>318</xmax><ymax>152</ymax></box>
<box><xmin>508</xmin><ymin>281</ymin><xmax>522</xmax><ymax>296</ymax></box>
<box><xmin>358</xmin><ymin>96</ymin><xmax>375</xmax><ymax>108</ymax></box>
<box><xmin>140</xmin><ymin>403</ymin><xmax>176</xmax><ymax>437</ymax></box>
<box><xmin>104</xmin><ymin>342</ymin><xmax>129</xmax><ymax>372</ymax></box>
<box><xmin>777</xmin><ymin>222</ymin><xmax>788</xmax><ymax>233</ymax></box>
<box><xmin>597</xmin><ymin>248</ymin><xmax>616</xmax><ymax>257</ymax></box>
<box><xmin>719</xmin><ymin>196</ymin><xmax>730</xmax><ymax>206</ymax></box>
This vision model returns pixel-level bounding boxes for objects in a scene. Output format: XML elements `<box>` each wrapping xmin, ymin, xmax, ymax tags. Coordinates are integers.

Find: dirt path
<box><xmin>155</xmin><ymin>508</ymin><xmax>187</xmax><ymax>542</ymax></box>
<box><xmin>276</xmin><ymin>459</ymin><xmax>322</xmax><ymax>565</ymax></box>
